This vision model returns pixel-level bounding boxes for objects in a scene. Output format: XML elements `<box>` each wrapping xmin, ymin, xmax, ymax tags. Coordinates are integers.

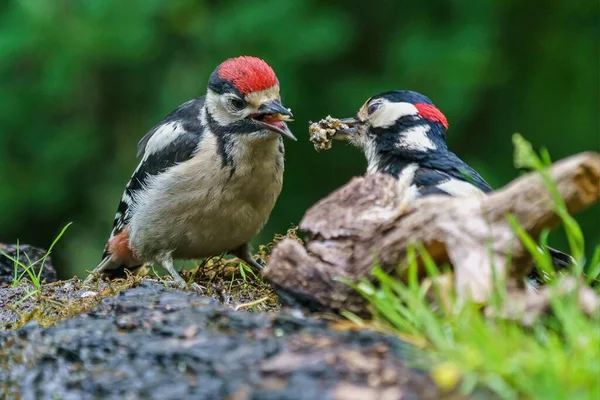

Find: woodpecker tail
<box><xmin>527</xmin><ymin>246</ymin><xmax>575</xmax><ymax>286</ymax></box>
<box><xmin>547</xmin><ymin>247</ymin><xmax>576</xmax><ymax>270</ymax></box>
<box><xmin>84</xmin><ymin>226</ymin><xmax>145</xmax><ymax>283</ymax></box>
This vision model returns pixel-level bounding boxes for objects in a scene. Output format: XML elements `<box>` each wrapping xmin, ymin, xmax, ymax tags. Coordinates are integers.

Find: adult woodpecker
<box><xmin>333</xmin><ymin>89</ymin><xmax>573</xmax><ymax>276</ymax></box>
<box><xmin>86</xmin><ymin>56</ymin><xmax>296</xmax><ymax>287</ymax></box>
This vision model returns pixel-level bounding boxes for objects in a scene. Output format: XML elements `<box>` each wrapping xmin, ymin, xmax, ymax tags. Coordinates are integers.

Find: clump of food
<box><xmin>308</xmin><ymin>116</ymin><xmax>348</xmax><ymax>152</ymax></box>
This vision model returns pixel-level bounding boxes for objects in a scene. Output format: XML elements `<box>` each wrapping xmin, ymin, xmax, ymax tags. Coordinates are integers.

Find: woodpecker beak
<box><xmin>252</xmin><ymin>100</ymin><xmax>297</xmax><ymax>141</ymax></box>
<box><xmin>333</xmin><ymin>117</ymin><xmax>360</xmax><ymax>140</ymax></box>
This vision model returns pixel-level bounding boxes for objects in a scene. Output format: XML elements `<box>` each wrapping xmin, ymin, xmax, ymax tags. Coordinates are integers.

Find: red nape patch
<box><xmin>217</xmin><ymin>56</ymin><xmax>278</xmax><ymax>94</ymax></box>
<box><xmin>107</xmin><ymin>228</ymin><xmax>138</xmax><ymax>265</ymax></box>
<box><xmin>415</xmin><ymin>103</ymin><xmax>449</xmax><ymax>130</ymax></box>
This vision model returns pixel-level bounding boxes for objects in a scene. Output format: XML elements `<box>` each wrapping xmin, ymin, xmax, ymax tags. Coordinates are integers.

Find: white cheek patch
<box><xmin>436</xmin><ymin>178</ymin><xmax>485</xmax><ymax>197</ymax></box>
<box><xmin>143</xmin><ymin>122</ymin><xmax>186</xmax><ymax>159</ymax></box>
<box><xmin>371</xmin><ymin>101</ymin><xmax>418</xmax><ymax>128</ymax></box>
<box><xmin>395</xmin><ymin>125</ymin><xmax>437</xmax><ymax>152</ymax></box>
<box><xmin>205</xmin><ymin>89</ymin><xmax>244</xmax><ymax>125</ymax></box>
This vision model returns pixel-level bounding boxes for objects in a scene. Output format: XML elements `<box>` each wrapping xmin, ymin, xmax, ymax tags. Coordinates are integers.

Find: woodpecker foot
<box><xmin>190</xmin><ymin>282</ymin><xmax>205</xmax><ymax>293</ymax></box>
<box><xmin>255</xmin><ymin>257</ymin><xmax>267</xmax><ymax>268</ymax></box>
<box><xmin>84</xmin><ymin>256</ymin><xmax>115</xmax><ymax>284</ymax></box>
<box><xmin>158</xmin><ymin>256</ymin><xmax>202</xmax><ymax>291</ymax></box>
<box><xmin>83</xmin><ymin>273</ymin><xmax>99</xmax><ymax>285</ymax></box>
<box><xmin>244</xmin><ymin>257</ymin><xmax>266</xmax><ymax>273</ymax></box>
<box><xmin>231</xmin><ymin>243</ymin><xmax>265</xmax><ymax>273</ymax></box>
<box><xmin>159</xmin><ymin>279</ymin><xmax>205</xmax><ymax>293</ymax></box>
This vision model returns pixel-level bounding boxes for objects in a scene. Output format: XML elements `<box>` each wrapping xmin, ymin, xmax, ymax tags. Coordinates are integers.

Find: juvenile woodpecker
<box><xmin>86</xmin><ymin>56</ymin><xmax>296</xmax><ymax>286</ymax></box>
<box><xmin>334</xmin><ymin>89</ymin><xmax>573</xmax><ymax>275</ymax></box>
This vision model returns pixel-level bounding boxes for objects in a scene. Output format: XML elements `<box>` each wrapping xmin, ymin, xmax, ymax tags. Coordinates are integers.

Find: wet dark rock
<box><xmin>0</xmin><ymin>243</ymin><xmax>57</xmax><ymax>285</ymax></box>
<box><xmin>0</xmin><ymin>282</ymin><xmax>465</xmax><ymax>400</ymax></box>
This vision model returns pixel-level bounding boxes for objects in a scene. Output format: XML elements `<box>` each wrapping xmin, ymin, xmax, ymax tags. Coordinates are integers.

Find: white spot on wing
<box><xmin>142</xmin><ymin>122</ymin><xmax>186</xmax><ymax>160</ymax></box>
<box><xmin>121</xmin><ymin>191</ymin><xmax>133</xmax><ymax>205</ymax></box>
<box><xmin>371</xmin><ymin>101</ymin><xmax>418</xmax><ymax>128</ymax></box>
<box><xmin>396</xmin><ymin>125</ymin><xmax>437</xmax><ymax>152</ymax></box>
<box><xmin>436</xmin><ymin>178</ymin><xmax>485</xmax><ymax>197</ymax></box>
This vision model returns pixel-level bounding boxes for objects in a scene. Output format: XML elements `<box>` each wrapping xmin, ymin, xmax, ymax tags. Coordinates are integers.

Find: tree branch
<box><xmin>264</xmin><ymin>152</ymin><xmax>600</xmax><ymax>313</ymax></box>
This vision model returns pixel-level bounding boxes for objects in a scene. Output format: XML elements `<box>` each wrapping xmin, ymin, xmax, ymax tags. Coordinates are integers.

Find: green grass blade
<box><xmin>239</xmin><ymin>263</ymin><xmax>247</xmax><ymax>281</ymax></box>
<box><xmin>2</xmin><ymin>250</ymin><xmax>39</xmax><ymax>287</ymax></box>
<box><xmin>12</xmin><ymin>239</ymin><xmax>20</xmax><ymax>286</ymax></box>
<box><xmin>585</xmin><ymin>245</ymin><xmax>600</xmax><ymax>284</ymax></box>
<box><xmin>38</xmin><ymin>222</ymin><xmax>72</xmax><ymax>282</ymax></box>
<box><xmin>506</xmin><ymin>214</ymin><xmax>554</xmax><ymax>280</ymax></box>
<box><xmin>14</xmin><ymin>288</ymin><xmax>40</xmax><ymax>305</ymax></box>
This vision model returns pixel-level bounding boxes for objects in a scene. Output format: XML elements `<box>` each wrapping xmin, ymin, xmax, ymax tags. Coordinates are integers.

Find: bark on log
<box><xmin>264</xmin><ymin>152</ymin><xmax>600</xmax><ymax>313</ymax></box>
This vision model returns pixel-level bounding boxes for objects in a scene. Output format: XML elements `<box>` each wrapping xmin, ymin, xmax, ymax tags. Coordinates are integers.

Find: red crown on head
<box><xmin>415</xmin><ymin>103</ymin><xmax>449</xmax><ymax>130</ymax></box>
<box><xmin>217</xmin><ymin>56</ymin><xmax>278</xmax><ymax>95</ymax></box>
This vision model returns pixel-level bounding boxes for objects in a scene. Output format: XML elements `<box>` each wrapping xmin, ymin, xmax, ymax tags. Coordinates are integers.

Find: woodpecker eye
<box><xmin>367</xmin><ymin>103</ymin><xmax>381</xmax><ymax>115</ymax></box>
<box><xmin>228</xmin><ymin>97</ymin><xmax>246</xmax><ymax>110</ymax></box>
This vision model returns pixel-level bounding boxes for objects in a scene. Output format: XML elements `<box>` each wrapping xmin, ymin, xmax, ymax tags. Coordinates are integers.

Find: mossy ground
<box><xmin>180</xmin><ymin>227</ymin><xmax>302</xmax><ymax>313</ymax></box>
<box><xmin>0</xmin><ymin>277</ymin><xmax>143</xmax><ymax>331</ymax></box>
<box><xmin>0</xmin><ymin>229</ymin><xmax>301</xmax><ymax>331</ymax></box>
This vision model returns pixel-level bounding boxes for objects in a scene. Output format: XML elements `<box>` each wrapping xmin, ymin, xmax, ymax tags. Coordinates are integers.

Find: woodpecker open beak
<box><xmin>333</xmin><ymin>117</ymin><xmax>360</xmax><ymax>140</ymax></box>
<box><xmin>252</xmin><ymin>100</ymin><xmax>297</xmax><ymax>141</ymax></box>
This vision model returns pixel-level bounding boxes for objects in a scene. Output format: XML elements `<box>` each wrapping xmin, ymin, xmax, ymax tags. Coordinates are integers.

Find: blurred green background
<box><xmin>0</xmin><ymin>0</ymin><xmax>598</xmax><ymax>278</ymax></box>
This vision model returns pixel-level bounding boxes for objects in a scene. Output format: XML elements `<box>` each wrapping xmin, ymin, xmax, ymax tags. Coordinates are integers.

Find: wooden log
<box><xmin>264</xmin><ymin>152</ymin><xmax>600</xmax><ymax>313</ymax></box>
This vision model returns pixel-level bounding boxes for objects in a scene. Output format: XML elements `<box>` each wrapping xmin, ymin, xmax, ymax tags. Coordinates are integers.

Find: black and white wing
<box><xmin>413</xmin><ymin>167</ymin><xmax>489</xmax><ymax>197</ymax></box>
<box><xmin>109</xmin><ymin>97</ymin><xmax>206</xmax><ymax>238</ymax></box>
<box><xmin>415</xmin><ymin>151</ymin><xmax>493</xmax><ymax>197</ymax></box>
